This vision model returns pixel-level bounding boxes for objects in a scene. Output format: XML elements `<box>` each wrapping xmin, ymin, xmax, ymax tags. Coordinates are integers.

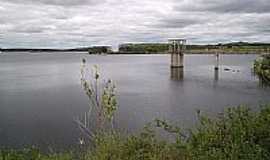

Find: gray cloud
<box><xmin>152</xmin><ymin>12</ymin><xmax>209</xmax><ymax>29</ymax></box>
<box><xmin>9</xmin><ymin>25</ymin><xmax>54</xmax><ymax>34</ymax></box>
<box><xmin>2</xmin><ymin>0</ymin><xmax>106</xmax><ymax>6</ymax></box>
<box><xmin>174</xmin><ymin>0</ymin><xmax>270</xmax><ymax>13</ymax></box>
<box><xmin>153</xmin><ymin>17</ymin><xmax>203</xmax><ymax>28</ymax></box>
<box><xmin>0</xmin><ymin>0</ymin><xmax>269</xmax><ymax>49</ymax></box>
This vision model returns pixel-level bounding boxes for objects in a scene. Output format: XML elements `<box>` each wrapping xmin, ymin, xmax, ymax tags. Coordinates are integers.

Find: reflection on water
<box><xmin>214</xmin><ymin>69</ymin><xmax>219</xmax><ymax>82</ymax></box>
<box><xmin>213</xmin><ymin>69</ymin><xmax>219</xmax><ymax>88</ymax></box>
<box><xmin>170</xmin><ymin>67</ymin><xmax>184</xmax><ymax>81</ymax></box>
<box><xmin>171</xmin><ymin>66</ymin><xmax>220</xmax><ymax>84</ymax></box>
<box><xmin>258</xmin><ymin>77</ymin><xmax>270</xmax><ymax>87</ymax></box>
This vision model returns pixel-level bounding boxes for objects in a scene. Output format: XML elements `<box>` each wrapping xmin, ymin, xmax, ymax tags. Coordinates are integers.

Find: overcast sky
<box><xmin>0</xmin><ymin>0</ymin><xmax>270</xmax><ymax>49</ymax></box>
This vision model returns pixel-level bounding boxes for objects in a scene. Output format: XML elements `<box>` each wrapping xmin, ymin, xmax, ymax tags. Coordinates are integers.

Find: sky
<box><xmin>0</xmin><ymin>0</ymin><xmax>270</xmax><ymax>49</ymax></box>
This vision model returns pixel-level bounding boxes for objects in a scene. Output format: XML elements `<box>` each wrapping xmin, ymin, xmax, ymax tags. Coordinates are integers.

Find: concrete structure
<box><xmin>169</xmin><ymin>39</ymin><xmax>186</xmax><ymax>68</ymax></box>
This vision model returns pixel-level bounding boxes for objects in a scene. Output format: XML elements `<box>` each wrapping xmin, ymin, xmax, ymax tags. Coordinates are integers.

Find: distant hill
<box><xmin>0</xmin><ymin>47</ymin><xmax>91</xmax><ymax>52</ymax></box>
<box><xmin>0</xmin><ymin>46</ymin><xmax>112</xmax><ymax>54</ymax></box>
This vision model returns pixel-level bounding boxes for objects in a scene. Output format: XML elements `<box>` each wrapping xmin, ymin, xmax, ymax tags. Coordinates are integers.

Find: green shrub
<box><xmin>187</xmin><ymin>106</ymin><xmax>269</xmax><ymax>160</ymax></box>
<box><xmin>254</xmin><ymin>54</ymin><xmax>270</xmax><ymax>83</ymax></box>
<box><xmin>85</xmin><ymin>130</ymin><xmax>184</xmax><ymax>160</ymax></box>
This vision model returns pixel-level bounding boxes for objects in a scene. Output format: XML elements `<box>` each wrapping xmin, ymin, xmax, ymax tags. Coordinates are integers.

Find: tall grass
<box><xmin>74</xmin><ymin>59</ymin><xmax>118</xmax><ymax>143</ymax></box>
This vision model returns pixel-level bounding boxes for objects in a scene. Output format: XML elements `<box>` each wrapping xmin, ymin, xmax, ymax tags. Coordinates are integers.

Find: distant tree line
<box><xmin>118</xmin><ymin>43</ymin><xmax>168</xmax><ymax>54</ymax></box>
<box><xmin>88</xmin><ymin>46</ymin><xmax>112</xmax><ymax>54</ymax></box>
<box><xmin>118</xmin><ymin>42</ymin><xmax>270</xmax><ymax>54</ymax></box>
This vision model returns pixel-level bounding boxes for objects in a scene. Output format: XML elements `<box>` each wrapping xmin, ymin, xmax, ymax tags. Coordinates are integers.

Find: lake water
<box><xmin>0</xmin><ymin>52</ymin><xmax>269</xmax><ymax>150</ymax></box>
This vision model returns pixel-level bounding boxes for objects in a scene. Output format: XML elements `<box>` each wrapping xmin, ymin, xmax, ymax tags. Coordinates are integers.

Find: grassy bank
<box><xmin>2</xmin><ymin>104</ymin><xmax>270</xmax><ymax>160</ymax></box>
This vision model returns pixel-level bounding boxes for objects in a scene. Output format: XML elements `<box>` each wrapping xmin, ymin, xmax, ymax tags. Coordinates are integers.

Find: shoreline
<box><xmin>1</xmin><ymin>50</ymin><xmax>267</xmax><ymax>55</ymax></box>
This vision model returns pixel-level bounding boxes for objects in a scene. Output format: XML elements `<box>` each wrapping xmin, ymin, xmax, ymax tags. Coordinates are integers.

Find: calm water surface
<box><xmin>0</xmin><ymin>52</ymin><xmax>269</xmax><ymax>149</ymax></box>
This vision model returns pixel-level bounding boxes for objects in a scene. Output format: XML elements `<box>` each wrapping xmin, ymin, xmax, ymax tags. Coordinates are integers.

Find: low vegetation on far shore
<box><xmin>116</xmin><ymin>42</ymin><xmax>270</xmax><ymax>54</ymax></box>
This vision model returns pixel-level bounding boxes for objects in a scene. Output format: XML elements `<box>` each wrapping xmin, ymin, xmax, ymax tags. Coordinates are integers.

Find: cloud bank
<box><xmin>0</xmin><ymin>0</ymin><xmax>269</xmax><ymax>49</ymax></box>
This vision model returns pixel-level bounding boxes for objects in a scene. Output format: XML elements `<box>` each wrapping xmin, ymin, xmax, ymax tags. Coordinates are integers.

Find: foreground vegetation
<box><xmin>0</xmin><ymin>148</ymin><xmax>73</xmax><ymax>160</ymax></box>
<box><xmin>2</xmin><ymin>104</ymin><xmax>270</xmax><ymax>160</ymax></box>
<box><xmin>87</xmin><ymin>105</ymin><xmax>270</xmax><ymax>160</ymax></box>
<box><xmin>254</xmin><ymin>54</ymin><xmax>270</xmax><ymax>84</ymax></box>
